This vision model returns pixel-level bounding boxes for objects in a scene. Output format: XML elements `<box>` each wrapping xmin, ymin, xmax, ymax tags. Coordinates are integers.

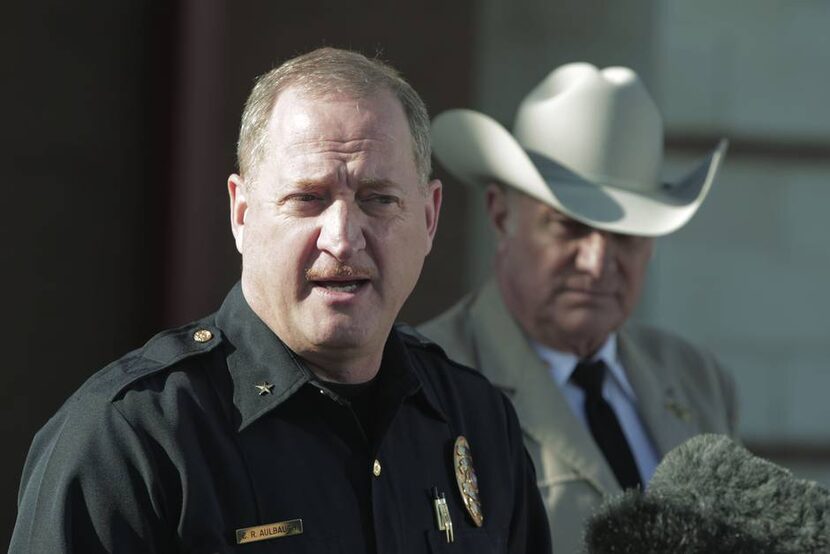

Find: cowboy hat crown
<box><xmin>431</xmin><ymin>62</ymin><xmax>727</xmax><ymax>237</ymax></box>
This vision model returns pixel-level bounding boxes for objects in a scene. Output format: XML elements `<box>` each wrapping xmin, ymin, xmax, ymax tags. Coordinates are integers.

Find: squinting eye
<box><xmin>550</xmin><ymin>219</ymin><xmax>590</xmax><ymax>237</ymax></box>
<box><xmin>364</xmin><ymin>195</ymin><xmax>399</xmax><ymax>206</ymax></box>
<box><xmin>294</xmin><ymin>194</ymin><xmax>321</xmax><ymax>202</ymax></box>
<box><xmin>279</xmin><ymin>193</ymin><xmax>326</xmax><ymax>212</ymax></box>
<box><xmin>565</xmin><ymin>222</ymin><xmax>591</xmax><ymax>235</ymax></box>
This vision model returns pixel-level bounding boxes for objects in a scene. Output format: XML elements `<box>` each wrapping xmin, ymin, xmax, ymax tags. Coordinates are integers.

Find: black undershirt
<box><xmin>314</xmin><ymin>343</ymin><xmax>414</xmax><ymax>554</ymax></box>
<box><xmin>323</xmin><ymin>375</ymin><xmax>380</xmax><ymax>442</ymax></box>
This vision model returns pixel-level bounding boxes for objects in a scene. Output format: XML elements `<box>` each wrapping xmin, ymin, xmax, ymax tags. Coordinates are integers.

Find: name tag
<box><xmin>235</xmin><ymin>519</ymin><xmax>304</xmax><ymax>544</ymax></box>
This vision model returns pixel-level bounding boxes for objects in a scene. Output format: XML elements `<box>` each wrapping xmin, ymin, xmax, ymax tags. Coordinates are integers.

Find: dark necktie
<box><xmin>571</xmin><ymin>359</ymin><xmax>643</xmax><ymax>490</ymax></box>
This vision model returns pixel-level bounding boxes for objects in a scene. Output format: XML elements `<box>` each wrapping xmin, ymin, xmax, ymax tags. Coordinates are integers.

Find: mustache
<box><xmin>305</xmin><ymin>263</ymin><xmax>374</xmax><ymax>281</ymax></box>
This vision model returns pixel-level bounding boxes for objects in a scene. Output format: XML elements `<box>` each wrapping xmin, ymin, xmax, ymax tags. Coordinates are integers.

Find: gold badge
<box><xmin>453</xmin><ymin>435</ymin><xmax>484</xmax><ymax>527</ymax></box>
<box><xmin>236</xmin><ymin>518</ymin><xmax>303</xmax><ymax>544</ymax></box>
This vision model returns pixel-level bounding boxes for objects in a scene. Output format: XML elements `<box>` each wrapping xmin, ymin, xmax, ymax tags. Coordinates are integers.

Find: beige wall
<box><xmin>651</xmin><ymin>0</ymin><xmax>830</xmax><ymax>484</ymax></box>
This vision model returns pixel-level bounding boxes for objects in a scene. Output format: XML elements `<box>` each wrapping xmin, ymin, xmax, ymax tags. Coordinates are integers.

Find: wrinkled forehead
<box><xmin>266</xmin><ymin>87</ymin><xmax>412</xmax><ymax>151</ymax></box>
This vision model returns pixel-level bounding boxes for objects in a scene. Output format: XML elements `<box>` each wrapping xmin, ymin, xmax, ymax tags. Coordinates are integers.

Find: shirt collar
<box><xmin>531</xmin><ymin>334</ymin><xmax>638</xmax><ymax>401</ymax></box>
<box><xmin>214</xmin><ymin>282</ymin><xmax>442</xmax><ymax>430</ymax></box>
<box><xmin>215</xmin><ymin>283</ymin><xmax>314</xmax><ymax>430</ymax></box>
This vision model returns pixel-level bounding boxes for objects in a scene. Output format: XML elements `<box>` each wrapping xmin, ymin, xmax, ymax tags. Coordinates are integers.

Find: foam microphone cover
<box><xmin>583</xmin><ymin>434</ymin><xmax>830</xmax><ymax>553</ymax></box>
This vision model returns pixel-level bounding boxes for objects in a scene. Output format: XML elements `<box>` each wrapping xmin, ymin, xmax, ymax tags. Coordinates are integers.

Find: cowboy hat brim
<box><xmin>431</xmin><ymin>109</ymin><xmax>728</xmax><ymax>237</ymax></box>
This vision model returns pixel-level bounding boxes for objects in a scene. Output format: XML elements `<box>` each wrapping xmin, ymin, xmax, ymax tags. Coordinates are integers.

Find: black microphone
<box><xmin>583</xmin><ymin>434</ymin><xmax>830</xmax><ymax>553</ymax></box>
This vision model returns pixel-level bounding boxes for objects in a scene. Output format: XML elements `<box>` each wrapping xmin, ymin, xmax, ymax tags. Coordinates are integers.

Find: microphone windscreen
<box><xmin>584</xmin><ymin>434</ymin><xmax>830</xmax><ymax>554</ymax></box>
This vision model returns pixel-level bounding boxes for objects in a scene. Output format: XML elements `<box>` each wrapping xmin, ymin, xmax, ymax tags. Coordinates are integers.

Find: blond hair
<box><xmin>237</xmin><ymin>47</ymin><xmax>431</xmax><ymax>185</ymax></box>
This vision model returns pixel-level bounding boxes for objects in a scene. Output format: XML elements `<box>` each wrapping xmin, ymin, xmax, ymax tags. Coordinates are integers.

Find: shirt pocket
<box><xmin>425</xmin><ymin>528</ymin><xmax>504</xmax><ymax>553</ymax></box>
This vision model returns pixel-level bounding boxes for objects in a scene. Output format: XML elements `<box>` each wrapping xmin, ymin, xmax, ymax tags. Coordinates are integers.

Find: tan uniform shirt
<box><xmin>419</xmin><ymin>279</ymin><xmax>738</xmax><ymax>553</ymax></box>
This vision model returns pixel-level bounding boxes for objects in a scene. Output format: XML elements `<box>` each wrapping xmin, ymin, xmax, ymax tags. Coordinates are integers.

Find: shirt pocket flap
<box><xmin>425</xmin><ymin>528</ymin><xmax>504</xmax><ymax>553</ymax></box>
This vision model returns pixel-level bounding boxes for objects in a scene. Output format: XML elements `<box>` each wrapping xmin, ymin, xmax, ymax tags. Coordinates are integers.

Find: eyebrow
<box><xmin>290</xmin><ymin>177</ymin><xmax>400</xmax><ymax>190</ymax></box>
<box><xmin>357</xmin><ymin>178</ymin><xmax>399</xmax><ymax>190</ymax></box>
<box><xmin>544</xmin><ymin>208</ymin><xmax>572</xmax><ymax>222</ymax></box>
<box><xmin>291</xmin><ymin>179</ymin><xmax>328</xmax><ymax>190</ymax></box>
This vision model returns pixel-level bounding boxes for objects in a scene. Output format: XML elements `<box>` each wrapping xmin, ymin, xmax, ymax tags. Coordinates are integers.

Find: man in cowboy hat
<box><xmin>419</xmin><ymin>62</ymin><xmax>737</xmax><ymax>552</ymax></box>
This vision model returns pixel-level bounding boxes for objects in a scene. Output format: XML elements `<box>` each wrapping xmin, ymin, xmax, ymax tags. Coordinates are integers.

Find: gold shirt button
<box><xmin>193</xmin><ymin>329</ymin><xmax>213</xmax><ymax>343</ymax></box>
<box><xmin>372</xmin><ymin>459</ymin><xmax>382</xmax><ymax>477</ymax></box>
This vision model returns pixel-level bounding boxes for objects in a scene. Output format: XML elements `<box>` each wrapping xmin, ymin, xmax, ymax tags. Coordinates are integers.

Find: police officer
<box><xmin>10</xmin><ymin>48</ymin><xmax>551</xmax><ymax>553</ymax></box>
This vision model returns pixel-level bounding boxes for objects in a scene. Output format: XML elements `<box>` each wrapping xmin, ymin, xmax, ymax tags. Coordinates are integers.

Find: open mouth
<box><xmin>306</xmin><ymin>264</ymin><xmax>374</xmax><ymax>296</ymax></box>
<box><xmin>312</xmin><ymin>279</ymin><xmax>370</xmax><ymax>293</ymax></box>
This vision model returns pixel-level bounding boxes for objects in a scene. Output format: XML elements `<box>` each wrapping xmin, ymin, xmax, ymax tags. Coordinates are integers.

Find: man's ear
<box><xmin>228</xmin><ymin>174</ymin><xmax>248</xmax><ymax>253</ymax></box>
<box><xmin>485</xmin><ymin>183</ymin><xmax>510</xmax><ymax>239</ymax></box>
<box><xmin>423</xmin><ymin>179</ymin><xmax>442</xmax><ymax>255</ymax></box>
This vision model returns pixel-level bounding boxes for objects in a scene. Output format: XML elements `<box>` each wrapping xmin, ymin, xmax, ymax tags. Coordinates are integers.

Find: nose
<box><xmin>316</xmin><ymin>199</ymin><xmax>367</xmax><ymax>261</ymax></box>
<box><xmin>575</xmin><ymin>230</ymin><xmax>610</xmax><ymax>279</ymax></box>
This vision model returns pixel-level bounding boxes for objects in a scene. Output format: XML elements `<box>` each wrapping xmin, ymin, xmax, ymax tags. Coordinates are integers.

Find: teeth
<box><xmin>325</xmin><ymin>283</ymin><xmax>358</xmax><ymax>292</ymax></box>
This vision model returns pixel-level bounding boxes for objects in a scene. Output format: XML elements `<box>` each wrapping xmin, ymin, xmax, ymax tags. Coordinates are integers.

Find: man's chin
<box><xmin>307</xmin><ymin>319</ymin><xmax>375</xmax><ymax>351</ymax></box>
<box><xmin>553</xmin><ymin>310</ymin><xmax>621</xmax><ymax>342</ymax></box>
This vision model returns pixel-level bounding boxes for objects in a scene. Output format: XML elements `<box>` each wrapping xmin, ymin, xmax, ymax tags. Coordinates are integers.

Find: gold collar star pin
<box><xmin>665</xmin><ymin>399</ymin><xmax>692</xmax><ymax>422</ymax></box>
<box><xmin>453</xmin><ymin>436</ymin><xmax>484</xmax><ymax>527</ymax></box>
<box><xmin>663</xmin><ymin>389</ymin><xmax>692</xmax><ymax>422</ymax></box>
<box><xmin>255</xmin><ymin>382</ymin><xmax>274</xmax><ymax>396</ymax></box>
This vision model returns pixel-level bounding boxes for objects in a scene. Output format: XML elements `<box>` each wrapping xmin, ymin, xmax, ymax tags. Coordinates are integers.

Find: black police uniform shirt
<box><xmin>11</xmin><ymin>283</ymin><xmax>552</xmax><ymax>553</ymax></box>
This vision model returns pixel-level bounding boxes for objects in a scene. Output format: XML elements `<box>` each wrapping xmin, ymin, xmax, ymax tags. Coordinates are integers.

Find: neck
<box><xmin>300</xmin><ymin>349</ymin><xmax>383</xmax><ymax>384</ymax></box>
<box><xmin>542</xmin><ymin>334</ymin><xmax>608</xmax><ymax>360</ymax></box>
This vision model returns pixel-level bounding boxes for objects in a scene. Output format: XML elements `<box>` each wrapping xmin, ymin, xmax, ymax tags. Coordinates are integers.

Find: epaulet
<box><xmin>108</xmin><ymin>318</ymin><xmax>224</xmax><ymax>400</ymax></box>
<box><xmin>395</xmin><ymin>323</ymin><xmax>482</xmax><ymax>377</ymax></box>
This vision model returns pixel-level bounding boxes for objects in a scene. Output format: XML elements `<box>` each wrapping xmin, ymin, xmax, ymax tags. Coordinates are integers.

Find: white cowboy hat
<box><xmin>431</xmin><ymin>62</ymin><xmax>728</xmax><ymax>237</ymax></box>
